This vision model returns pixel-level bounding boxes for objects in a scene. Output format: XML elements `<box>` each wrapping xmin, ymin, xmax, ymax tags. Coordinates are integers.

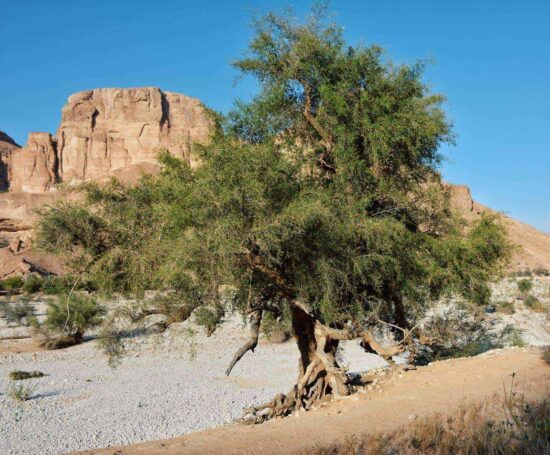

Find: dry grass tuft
<box><xmin>307</xmin><ymin>395</ymin><xmax>550</xmax><ymax>455</ymax></box>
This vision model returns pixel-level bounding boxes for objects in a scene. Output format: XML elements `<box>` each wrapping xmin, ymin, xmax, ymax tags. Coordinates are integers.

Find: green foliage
<box><xmin>1</xmin><ymin>300</ymin><xmax>36</xmax><ymax>326</ymax></box>
<box><xmin>7</xmin><ymin>382</ymin><xmax>35</xmax><ymax>402</ymax></box>
<box><xmin>36</xmin><ymin>5</ymin><xmax>510</xmax><ymax>355</ymax></box>
<box><xmin>43</xmin><ymin>293</ymin><xmax>106</xmax><ymax>336</ymax></box>
<box><xmin>518</xmin><ymin>279</ymin><xmax>533</xmax><ymax>296</ymax></box>
<box><xmin>22</xmin><ymin>275</ymin><xmax>44</xmax><ymax>294</ymax></box>
<box><xmin>97</xmin><ymin>325</ymin><xmax>125</xmax><ymax>369</ymax></box>
<box><xmin>194</xmin><ymin>304</ymin><xmax>225</xmax><ymax>336</ymax></box>
<box><xmin>524</xmin><ymin>294</ymin><xmax>545</xmax><ymax>312</ymax></box>
<box><xmin>508</xmin><ymin>329</ymin><xmax>526</xmax><ymax>348</ymax></box>
<box><xmin>0</xmin><ymin>276</ymin><xmax>24</xmax><ymax>293</ymax></box>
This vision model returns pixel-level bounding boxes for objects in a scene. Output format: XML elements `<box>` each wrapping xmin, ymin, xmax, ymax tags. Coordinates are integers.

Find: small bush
<box><xmin>9</xmin><ymin>370</ymin><xmax>45</xmax><ymax>380</ymax></box>
<box><xmin>3</xmin><ymin>300</ymin><xmax>36</xmax><ymax>326</ymax></box>
<box><xmin>22</xmin><ymin>275</ymin><xmax>44</xmax><ymax>294</ymax></box>
<box><xmin>517</xmin><ymin>279</ymin><xmax>533</xmax><ymax>297</ymax></box>
<box><xmin>40</xmin><ymin>293</ymin><xmax>106</xmax><ymax>349</ymax></box>
<box><xmin>508</xmin><ymin>329</ymin><xmax>526</xmax><ymax>347</ymax></box>
<box><xmin>194</xmin><ymin>304</ymin><xmax>225</xmax><ymax>336</ymax></box>
<box><xmin>7</xmin><ymin>382</ymin><xmax>36</xmax><ymax>402</ymax></box>
<box><xmin>543</xmin><ymin>347</ymin><xmax>550</xmax><ymax>365</ymax></box>
<box><xmin>525</xmin><ymin>294</ymin><xmax>546</xmax><ymax>312</ymax></box>
<box><xmin>495</xmin><ymin>300</ymin><xmax>515</xmax><ymax>315</ymax></box>
<box><xmin>42</xmin><ymin>276</ymin><xmax>70</xmax><ymax>295</ymax></box>
<box><xmin>0</xmin><ymin>276</ymin><xmax>24</xmax><ymax>293</ymax></box>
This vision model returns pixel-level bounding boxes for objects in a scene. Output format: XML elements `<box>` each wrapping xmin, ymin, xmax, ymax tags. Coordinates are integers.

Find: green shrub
<box><xmin>22</xmin><ymin>275</ymin><xmax>44</xmax><ymax>294</ymax></box>
<box><xmin>0</xmin><ymin>276</ymin><xmax>24</xmax><ymax>293</ymax></box>
<box><xmin>194</xmin><ymin>304</ymin><xmax>225</xmax><ymax>336</ymax></box>
<box><xmin>517</xmin><ymin>279</ymin><xmax>533</xmax><ymax>298</ymax></box>
<box><xmin>8</xmin><ymin>382</ymin><xmax>35</xmax><ymax>402</ymax></box>
<box><xmin>43</xmin><ymin>293</ymin><xmax>106</xmax><ymax>337</ymax></box>
<box><xmin>543</xmin><ymin>347</ymin><xmax>550</xmax><ymax>365</ymax></box>
<box><xmin>39</xmin><ymin>293</ymin><xmax>106</xmax><ymax>349</ymax></box>
<box><xmin>42</xmin><ymin>276</ymin><xmax>70</xmax><ymax>295</ymax></box>
<box><xmin>525</xmin><ymin>294</ymin><xmax>545</xmax><ymax>312</ymax></box>
<box><xmin>508</xmin><ymin>329</ymin><xmax>526</xmax><ymax>347</ymax></box>
<box><xmin>2</xmin><ymin>300</ymin><xmax>36</xmax><ymax>326</ymax></box>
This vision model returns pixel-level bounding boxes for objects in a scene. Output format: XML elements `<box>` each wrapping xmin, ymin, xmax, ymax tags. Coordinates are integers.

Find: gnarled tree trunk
<box><xmin>239</xmin><ymin>305</ymin><xmax>352</xmax><ymax>423</ymax></box>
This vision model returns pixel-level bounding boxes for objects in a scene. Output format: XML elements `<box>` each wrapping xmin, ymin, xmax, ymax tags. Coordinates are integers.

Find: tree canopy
<box><xmin>37</xmin><ymin>5</ymin><xmax>510</xmax><ymax>421</ymax></box>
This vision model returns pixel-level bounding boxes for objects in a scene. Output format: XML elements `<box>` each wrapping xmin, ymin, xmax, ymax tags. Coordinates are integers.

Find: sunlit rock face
<box><xmin>56</xmin><ymin>87</ymin><xmax>211</xmax><ymax>183</ymax></box>
<box><xmin>8</xmin><ymin>133</ymin><xmax>58</xmax><ymax>193</ymax></box>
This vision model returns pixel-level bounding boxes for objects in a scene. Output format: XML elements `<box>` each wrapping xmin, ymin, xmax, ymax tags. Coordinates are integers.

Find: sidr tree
<box><xmin>37</xmin><ymin>6</ymin><xmax>509</xmax><ymax>422</ymax></box>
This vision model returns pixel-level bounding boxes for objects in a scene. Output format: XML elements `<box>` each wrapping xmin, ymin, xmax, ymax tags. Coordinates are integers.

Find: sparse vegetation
<box><xmin>7</xmin><ymin>382</ymin><xmax>36</xmax><ymax>402</ymax></box>
<box><xmin>39</xmin><ymin>293</ymin><xmax>106</xmax><ymax>349</ymax></box>
<box><xmin>518</xmin><ymin>279</ymin><xmax>533</xmax><ymax>298</ymax></box>
<box><xmin>308</xmin><ymin>398</ymin><xmax>550</xmax><ymax>455</ymax></box>
<box><xmin>524</xmin><ymin>294</ymin><xmax>546</xmax><ymax>312</ymax></box>
<box><xmin>9</xmin><ymin>370</ymin><xmax>45</xmax><ymax>380</ymax></box>
<box><xmin>0</xmin><ymin>300</ymin><xmax>36</xmax><ymax>326</ymax></box>
<box><xmin>0</xmin><ymin>276</ymin><xmax>24</xmax><ymax>294</ymax></box>
<box><xmin>495</xmin><ymin>300</ymin><xmax>515</xmax><ymax>314</ymax></box>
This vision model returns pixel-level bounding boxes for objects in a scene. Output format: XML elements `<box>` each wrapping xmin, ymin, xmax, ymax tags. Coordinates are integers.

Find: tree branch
<box><xmin>225</xmin><ymin>309</ymin><xmax>263</xmax><ymax>376</ymax></box>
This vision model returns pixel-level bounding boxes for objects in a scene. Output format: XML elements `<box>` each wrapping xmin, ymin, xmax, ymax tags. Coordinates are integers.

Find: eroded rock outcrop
<box><xmin>57</xmin><ymin>88</ymin><xmax>210</xmax><ymax>182</ymax></box>
<box><xmin>0</xmin><ymin>131</ymin><xmax>20</xmax><ymax>191</ymax></box>
<box><xmin>3</xmin><ymin>88</ymin><xmax>210</xmax><ymax>194</ymax></box>
<box><xmin>8</xmin><ymin>133</ymin><xmax>58</xmax><ymax>193</ymax></box>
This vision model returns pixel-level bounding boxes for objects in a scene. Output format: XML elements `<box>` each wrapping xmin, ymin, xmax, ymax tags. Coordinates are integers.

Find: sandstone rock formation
<box><xmin>0</xmin><ymin>131</ymin><xmax>20</xmax><ymax>190</ymax></box>
<box><xmin>8</xmin><ymin>133</ymin><xmax>58</xmax><ymax>193</ymax></box>
<box><xmin>2</xmin><ymin>88</ymin><xmax>210</xmax><ymax>195</ymax></box>
<box><xmin>57</xmin><ymin>88</ymin><xmax>210</xmax><ymax>183</ymax></box>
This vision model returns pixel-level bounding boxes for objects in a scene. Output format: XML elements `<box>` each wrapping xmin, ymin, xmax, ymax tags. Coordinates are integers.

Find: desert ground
<box><xmin>1</xmin><ymin>278</ymin><xmax>548</xmax><ymax>454</ymax></box>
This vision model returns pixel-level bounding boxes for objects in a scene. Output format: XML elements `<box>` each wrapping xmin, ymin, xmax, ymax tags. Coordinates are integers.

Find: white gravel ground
<box><xmin>0</xmin><ymin>315</ymin><xmax>387</xmax><ymax>455</ymax></box>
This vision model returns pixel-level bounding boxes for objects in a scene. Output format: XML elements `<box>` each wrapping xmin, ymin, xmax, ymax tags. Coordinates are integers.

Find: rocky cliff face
<box><xmin>8</xmin><ymin>133</ymin><xmax>58</xmax><ymax>193</ymax></box>
<box><xmin>56</xmin><ymin>88</ymin><xmax>210</xmax><ymax>182</ymax></box>
<box><xmin>0</xmin><ymin>131</ymin><xmax>20</xmax><ymax>191</ymax></box>
<box><xmin>2</xmin><ymin>87</ymin><xmax>210</xmax><ymax>194</ymax></box>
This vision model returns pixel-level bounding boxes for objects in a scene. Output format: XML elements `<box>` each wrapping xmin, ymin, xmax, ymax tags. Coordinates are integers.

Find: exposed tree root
<box><xmin>228</xmin><ymin>302</ymin><xmax>417</xmax><ymax>425</ymax></box>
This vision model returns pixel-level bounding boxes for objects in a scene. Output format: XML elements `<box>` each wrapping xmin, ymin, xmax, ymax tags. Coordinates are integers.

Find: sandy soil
<box><xmin>82</xmin><ymin>347</ymin><xmax>550</xmax><ymax>455</ymax></box>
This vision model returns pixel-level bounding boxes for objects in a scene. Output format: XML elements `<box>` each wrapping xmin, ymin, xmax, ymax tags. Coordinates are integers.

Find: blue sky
<box><xmin>1</xmin><ymin>0</ymin><xmax>549</xmax><ymax>231</ymax></box>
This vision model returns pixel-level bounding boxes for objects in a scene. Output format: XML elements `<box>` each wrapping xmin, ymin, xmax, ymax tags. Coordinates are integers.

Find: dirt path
<box><xmin>79</xmin><ymin>347</ymin><xmax>550</xmax><ymax>455</ymax></box>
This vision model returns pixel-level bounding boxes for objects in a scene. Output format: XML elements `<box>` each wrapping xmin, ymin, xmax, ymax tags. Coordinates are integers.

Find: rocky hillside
<box><xmin>1</xmin><ymin>87</ymin><xmax>548</xmax><ymax>277</ymax></box>
<box><xmin>450</xmin><ymin>185</ymin><xmax>550</xmax><ymax>271</ymax></box>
